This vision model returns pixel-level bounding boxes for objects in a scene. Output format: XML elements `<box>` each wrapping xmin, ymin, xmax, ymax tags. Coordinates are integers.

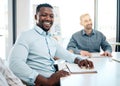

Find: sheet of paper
<box><xmin>91</xmin><ymin>53</ymin><xmax>106</xmax><ymax>58</ymax></box>
<box><xmin>66</xmin><ymin>63</ymin><xmax>97</xmax><ymax>74</ymax></box>
<box><xmin>112</xmin><ymin>57</ymin><xmax>120</xmax><ymax>63</ymax></box>
<box><xmin>76</xmin><ymin>53</ymin><xmax>108</xmax><ymax>58</ymax></box>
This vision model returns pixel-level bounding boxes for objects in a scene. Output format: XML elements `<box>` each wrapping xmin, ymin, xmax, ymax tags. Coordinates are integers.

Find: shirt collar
<box><xmin>82</xmin><ymin>29</ymin><xmax>95</xmax><ymax>36</ymax></box>
<box><xmin>34</xmin><ymin>25</ymin><xmax>51</xmax><ymax>36</ymax></box>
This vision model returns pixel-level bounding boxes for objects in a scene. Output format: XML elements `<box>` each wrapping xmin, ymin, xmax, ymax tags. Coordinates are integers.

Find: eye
<box><xmin>41</xmin><ymin>14</ymin><xmax>47</xmax><ymax>17</ymax></box>
<box><xmin>89</xmin><ymin>19</ymin><xmax>92</xmax><ymax>21</ymax></box>
<box><xmin>50</xmin><ymin>14</ymin><xmax>54</xmax><ymax>18</ymax></box>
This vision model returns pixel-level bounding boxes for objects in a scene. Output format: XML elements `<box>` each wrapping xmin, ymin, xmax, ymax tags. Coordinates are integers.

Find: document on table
<box><xmin>66</xmin><ymin>63</ymin><xmax>97</xmax><ymax>74</ymax></box>
<box><xmin>77</xmin><ymin>53</ymin><xmax>108</xmax><ymax>58</ymax></box>
<box><xmin>91</xmin><ymin>53</ymin><xmax>107</xmax><ymax>58</ymax></box>
<box><xmin>112</xmin><ymin>57</ymin><xmax>120</xmax><ymax>63</ymax></box>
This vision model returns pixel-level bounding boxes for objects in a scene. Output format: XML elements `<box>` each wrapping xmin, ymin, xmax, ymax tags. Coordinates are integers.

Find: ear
<box><xmin>80</xmin><ymin>22</ymin><xmax>83</xmax><ymax>26</ymax></box>
<box><xmin>34</xmin><ymin>14</ymin><xmax>37</xmax><ymax>20</ymax></box>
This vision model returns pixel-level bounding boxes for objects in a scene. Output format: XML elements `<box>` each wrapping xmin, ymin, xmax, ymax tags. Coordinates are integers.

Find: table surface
<box><xmin>59</xmin><ymin>52</ymin><xmax>120</xmax><ymax>86</ymax></box>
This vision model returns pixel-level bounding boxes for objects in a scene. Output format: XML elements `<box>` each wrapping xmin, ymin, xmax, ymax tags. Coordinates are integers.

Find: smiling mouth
<box><xmin>43</xmin><ymin>22</ymin><xmax>51</xmax><ymax>27</ymax></box>
<box><xmin>42</xmin><ymin>22</ymin><xmax>52</xmax><ymax>30</ymax></box>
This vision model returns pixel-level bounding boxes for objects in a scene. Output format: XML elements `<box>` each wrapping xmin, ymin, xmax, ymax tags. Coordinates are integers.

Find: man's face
<box><xmin>80</xmin><ymin>15</ymin><xmax>92</xmax><ymax>30</ymax></box>
<box><xmin>35</xmin><ymin>7</ymin><xmax>54</xmax><ymax>32</ymax></box>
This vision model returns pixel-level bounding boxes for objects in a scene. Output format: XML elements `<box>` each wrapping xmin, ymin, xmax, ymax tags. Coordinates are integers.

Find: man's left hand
<box><xmin>74</xmin><ymin>58</ymin><xmax>94</xmax><ymax>69</ymax></box>
<box><xmin>101</xmin><ymin>52</ymin><xmax>112</xmax><ymax>57</ymax></box>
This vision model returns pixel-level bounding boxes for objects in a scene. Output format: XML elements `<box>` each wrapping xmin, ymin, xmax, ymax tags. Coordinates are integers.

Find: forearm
<box><xmin>34</xmin><ymin>75</ymin><xmax>48</xmax><ymax>86</ymax></box>
<box><xmin>68</xmin><ymin>48</ymin><xmax>81</xmax><ymax>54</ymax></box>
<box><xmin>34</xmin><ymin>74</ymin><xmax>56</xmax><ymax>86</ymax></box>
<box><xmin>55</xmin><ymin>44</ymin><xmax>75</xmax><ymax>63</ymax></box>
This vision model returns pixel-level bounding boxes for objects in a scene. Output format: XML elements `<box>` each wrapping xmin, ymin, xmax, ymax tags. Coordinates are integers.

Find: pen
<box><xmin>66</xmin><ymin>64</ymin><xmax>71</xmax><ymax>73</ymax></box>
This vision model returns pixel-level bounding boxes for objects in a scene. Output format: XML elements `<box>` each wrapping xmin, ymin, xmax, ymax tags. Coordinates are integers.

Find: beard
<box><xmin>86</xmin><ymin>24</ymin><xmax>92</xmax><ymax>30</ymax></box>
<box><xmin>41</xmin><ymin>26</ymin><xmax>50</xmax><ymax>32</ymax></box>
<box><xmin>37</xmin><ymin>21</ymin><xmax>53</xmax><ymax>32</ymax></box>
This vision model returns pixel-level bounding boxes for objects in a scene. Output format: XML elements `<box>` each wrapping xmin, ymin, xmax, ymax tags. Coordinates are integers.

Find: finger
<box><xmin>105</xmin><ymin>53</ymin><xmax>108</xmax><ymax>56</ymax></box>
<box><xmin>87</xmin><ymin>60</ymin><xmax>94</xmax><ymax>69</ymax></box>
<box><xmin>107</xmin><ymin>53</ymin><xmax>112</xmax><ymax>57</ymax></box>
<box><xmin>86</xmin><ymin>60</ymin><xmax>93</xmax><ymax>69</ymax></box>
<box><xmin>82</xmin><ymin>60</ymin><xmax>89</xmax><ymax>68</ymax></box>
<box><xmin>109</xmin><ymin>54</ymin><xmax>112</xmax><ymax>57</ymax></box>
<box><xmin>101</xmin><ymin>53</ymin><xmax>105</xmax><ymax>56</ymax></box>
<box><xmin>104</xmin><ymin>53</ymin><xmax>110</xmax><ymax>57</ymax></box>
<box><xmin>79</xmin><ymin>60</ymin><xmax>85</xmax><ymax>67</ymax></box>
<box><xmin>62</xmin><ymin>70</ymin><xmax>70</xmax><ymax>75</ymax></box>
<box><xmin>60</xmin><ymin>71</ymin><xmax>70</xmax><ymax>77</ymax></box>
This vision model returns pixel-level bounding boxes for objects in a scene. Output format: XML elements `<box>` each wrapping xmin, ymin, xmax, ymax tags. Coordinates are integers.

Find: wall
<box><xmin>16</xmin><ymin>0</ymin><xmax>32</xmax><ymax>37</ymax></box>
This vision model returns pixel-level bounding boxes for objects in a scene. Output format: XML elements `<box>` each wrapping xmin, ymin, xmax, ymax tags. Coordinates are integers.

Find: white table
<box><xmin>110</xmin><ymin>42</ymin><xmax>120</xmax><ymax>45</ymax></box>
<box><xmin>59</xmin><ymin>52</ymin><xmax>120</xmax><ymax>86</ymax></box>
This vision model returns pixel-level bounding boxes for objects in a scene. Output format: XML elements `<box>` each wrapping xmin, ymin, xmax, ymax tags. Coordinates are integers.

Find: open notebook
<box><xmin>66</xmin><ymin>63</ymin><xmax>97</xmax><ymax>74</ymax></box>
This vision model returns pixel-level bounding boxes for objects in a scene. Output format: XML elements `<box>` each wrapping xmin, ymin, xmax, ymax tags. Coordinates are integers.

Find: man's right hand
<box><xmin>35</xmin><ymin>70</ymin><xmax>69</xmax><ymax>86</ymax></box>
<box><xmin>80</xmin><ymin>50</ymin><xmax>91</xmax><ymax>57</ymax></box>
<box><xmin>48</xmin><ymin>70</ymin><xmax>70</xmax><ymax>86</ymax></box>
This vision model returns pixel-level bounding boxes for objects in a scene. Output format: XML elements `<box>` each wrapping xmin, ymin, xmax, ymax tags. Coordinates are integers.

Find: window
<box><xmin>0</xmin><ymin>0</ymin><xmax>8</xmax><ymax>59</ymax></box>
<box><xmin>97</xmin><ymin>0</ymin><xmax>117</xmax><ymax>51</ymax></box>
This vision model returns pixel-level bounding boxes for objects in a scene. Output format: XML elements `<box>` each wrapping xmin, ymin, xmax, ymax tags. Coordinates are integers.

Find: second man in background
<box><xmin>67</xmin><ymin>13</ymin><xmax>112</xmax><ymax>57</ymax></box>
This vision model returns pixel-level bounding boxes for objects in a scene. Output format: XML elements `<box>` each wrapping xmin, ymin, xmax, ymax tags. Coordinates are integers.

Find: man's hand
<box><xmin>101</xmin><ymin>51</ymin><xmax>112</xmax><ymax>57</ymax></box>
<box><xmin>74</xmin><ymin>58</ymin><xmax>94</xmax><ymax>69</ymax></box>
<box><xmin>35</xmin><ymin>70</ymin><xmax>69</xmax><ymax>86</ymax></box>
<box><xmin>80</xmin><ymin>50</ymin><xmax>92</xmax><ymax>57</ymax></box>
<box><xmin>48</xmin><ymin>70</ymin><xmax>70</xmax><ymax>86</ymax></box>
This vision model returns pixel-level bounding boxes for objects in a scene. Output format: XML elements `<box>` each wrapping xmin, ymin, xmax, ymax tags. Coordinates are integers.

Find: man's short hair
<box><xmin>36</xmin><ymin>3</ymin><xmax>53</xmax><ymax>13</ymax></box>
<box><xmin>80</xmin><ymin>13</ymin><xmax>90</xmax><ymax>21</ymax></box>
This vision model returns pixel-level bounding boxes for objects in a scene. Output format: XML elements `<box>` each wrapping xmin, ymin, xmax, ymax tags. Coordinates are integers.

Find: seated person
<box><xmin>8</xmin><ymin>4</ymin><xmax>94</xmax><ymax>86</ymax></box>
<box><xmin>67</xmin><ymin>13</ymin><xmax>112</xmax><ymax>57</ymax></box>
<box><xmin>0</xmin><ymin>58</ymin><xmax>25</xmax><ymax>86</ymax></box>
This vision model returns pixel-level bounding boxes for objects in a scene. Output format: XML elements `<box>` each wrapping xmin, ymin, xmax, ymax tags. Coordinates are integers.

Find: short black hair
<box><xmin>36</xmin><ymin>3</ymin><xmax>53</xmax><ymax>13</ymax></box>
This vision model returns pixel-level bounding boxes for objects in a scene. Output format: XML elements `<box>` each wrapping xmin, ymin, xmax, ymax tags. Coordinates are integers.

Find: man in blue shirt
<box><xmin>67</xmin><ymin>13</ymin><xmax>112</xmax><ymax>57</ymax></box>
<box><xmin>8</xmin><ymin>4</ymin><xmax>94</xmax><ymax>86</ymax></box>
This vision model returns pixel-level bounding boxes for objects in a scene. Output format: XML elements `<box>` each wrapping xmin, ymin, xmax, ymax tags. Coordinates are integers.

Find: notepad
<box><xmin>66</xmin><ymin>63</ymin><xmax>97</xmax><ymax>74</ymax></box>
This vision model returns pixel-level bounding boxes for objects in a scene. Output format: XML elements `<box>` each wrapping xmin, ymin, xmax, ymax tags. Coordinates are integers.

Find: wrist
<box><xmin>74</xmin><ymin>58</ymin><xmax>80</xmax><ymax>64</ymax></box>
<box><xmin>34</xmin><ymin>74</ymin><xmax>48</xmax><ymax>86</ymax></box>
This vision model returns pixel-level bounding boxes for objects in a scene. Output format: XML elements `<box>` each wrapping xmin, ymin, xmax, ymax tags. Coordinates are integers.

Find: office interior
<box><xmin>0</xmin><ymin>0</ymin><xmax>120</xmax><ymax>60</ymax></box>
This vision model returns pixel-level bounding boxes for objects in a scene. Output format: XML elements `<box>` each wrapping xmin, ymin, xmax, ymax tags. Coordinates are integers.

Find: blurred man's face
<box><xmin>80</xmin><ymin>15</ymin><xmax>92</xmax><ymax>30</ymax></box>
<box><xmin>35</xmin><ymin>7</ymin><xmax>54</xmax><ymax>32</ymax></box>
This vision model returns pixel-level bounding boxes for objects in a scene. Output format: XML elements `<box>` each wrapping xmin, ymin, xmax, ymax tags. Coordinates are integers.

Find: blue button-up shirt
<box><xmin>67</xmin><ymin>29</ymin><xmax>112</xmax><ymax>54</ymax></box>
<box><xmin>8</xmin><ymin>25</ymin><xmax>77</xmax><ymax>85</ymax></box>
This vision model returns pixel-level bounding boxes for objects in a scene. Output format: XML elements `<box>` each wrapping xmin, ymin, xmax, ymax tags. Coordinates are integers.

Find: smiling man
<box><xmin>67</xmin><ymin>13</ymin><xmax>112</xmax><ymax>57</ymax></box>
<box><xmin>8</xmin><ymin>4</ymin><xmax>94</xmax><ymax>86</ymax></box>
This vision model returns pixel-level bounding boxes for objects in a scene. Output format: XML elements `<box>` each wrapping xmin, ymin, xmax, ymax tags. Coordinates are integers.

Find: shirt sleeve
<box><xmin>67</xmin><ymin>35</ymin><xmax>81</xmax><ymax>54</ymax></box>
<box><xmin>101</xmin><ymin>34</ymin><xmax>112</xmax><ymax>53</ymax></box>
<box><xmin>55</xmin><ymin>42</ymin><xmax>79</xmax><ymax>63</ymax></box>
<box><xmin>8</xmin><ymin>36</ymin><xmax>39</xmax><ymax>85</ymax></box>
